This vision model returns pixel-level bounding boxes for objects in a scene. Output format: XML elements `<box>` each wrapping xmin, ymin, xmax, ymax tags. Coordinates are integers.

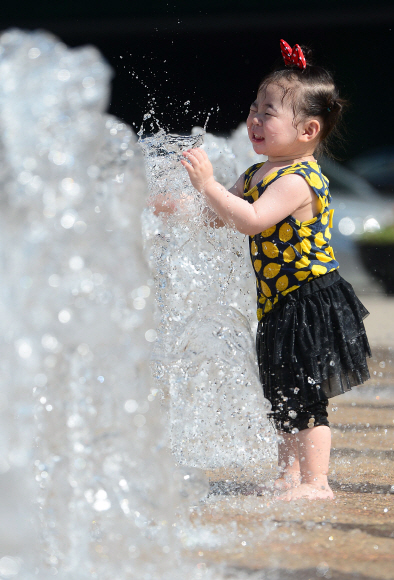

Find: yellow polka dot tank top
<box><xmin>244</xmin><ymin>161</ymin><xmax>339</xmax><ymax>321</ymax></box>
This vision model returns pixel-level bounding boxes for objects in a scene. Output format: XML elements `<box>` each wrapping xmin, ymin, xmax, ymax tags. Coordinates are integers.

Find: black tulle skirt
<box><xmin>256</xmin><ymin>270</ymin><xmax>372</xmax><ymax>426</ymax></box>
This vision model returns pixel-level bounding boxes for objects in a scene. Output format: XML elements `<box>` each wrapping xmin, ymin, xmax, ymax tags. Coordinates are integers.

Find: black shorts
<box><xmin>256</xmin><ymin>271</ymin><xmax>371</xmax><ymax>433</ymax></box>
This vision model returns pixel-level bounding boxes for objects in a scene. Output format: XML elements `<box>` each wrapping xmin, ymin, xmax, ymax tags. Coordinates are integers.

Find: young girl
<box><xmin>179</xmin><ymin>40</ymin><xmax>372</xmax><ymax>501</ymax></box>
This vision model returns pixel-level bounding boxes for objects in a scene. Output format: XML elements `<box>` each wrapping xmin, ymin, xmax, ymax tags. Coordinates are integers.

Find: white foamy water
<box><xmin>140</xmin><ymin>130</ymin><xmax>276</xmax><ymax>470</ymax></box>
<box><xmin>0</xmin><ymin>28</ymin><xmax>219</xmax><ymax>580</ymax></box>
<box><xmin>0</xmin><ymin>27</ymin><xmax>278</xmax><ymax>580</ymax></box>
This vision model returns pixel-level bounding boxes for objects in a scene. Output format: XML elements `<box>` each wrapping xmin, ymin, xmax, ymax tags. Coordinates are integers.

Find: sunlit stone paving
<box><xmin>188</xmin><ymin>355</ymin><xmax>394</xmax><ymax>580</ymax></box>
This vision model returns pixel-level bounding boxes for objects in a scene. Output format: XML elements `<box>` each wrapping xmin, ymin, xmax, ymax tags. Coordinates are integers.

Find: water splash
<box><xmin>0</xmin><ymin>27</ymin><xmax>285</xmax><ymax>580</ymax></box>
<box><xmin>139</xmin><ymin>129</ymin><xmax>276</xmax><ymax>472</ymax></box>
<box><xmin>0</xmin><ymin>28</ymin><xmax>213</xmax><ymax>580</ymax></box>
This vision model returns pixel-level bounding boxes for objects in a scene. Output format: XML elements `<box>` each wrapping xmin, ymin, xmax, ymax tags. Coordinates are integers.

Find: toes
<box><xmin>274</xmin><ymin>480</ymin><xmax>291</xmax><ymax>491</ymax></box>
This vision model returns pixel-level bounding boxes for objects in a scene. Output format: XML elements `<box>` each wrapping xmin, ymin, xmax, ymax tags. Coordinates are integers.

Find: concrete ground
<box><xmin>361</xmin><ymin>295</ymin><xmax>394</xmax><ymax>350</ymax></box>
<box><xmin>188</xmin><ymin>293</ymin><xmax>394</xmax><ymax>580</ymax></box>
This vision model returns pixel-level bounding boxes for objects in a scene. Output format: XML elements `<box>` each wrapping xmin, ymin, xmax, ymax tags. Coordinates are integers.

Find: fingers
<box><xmin>182</xmin><ymin>150</ymin><xmax>196</xmax><ymax>167</ymax></box>
<box><xmin>181</xmin><ymin>148</ymin><xmax>213</xmax><ymax>193</ymax></box>
<box><xmin>182</xmin><ymin>148</ymin><xmax>207</xmax><ymax>165</ymax></box>
<box><xmin>180</xmin><ymin>158</ymin><xmax>193</xmax><ymax>174</ymax></box>
<box><xmin>186</xmin><ymin>148</ymin><xmax>203</xmax><ymax>160</ymax></box>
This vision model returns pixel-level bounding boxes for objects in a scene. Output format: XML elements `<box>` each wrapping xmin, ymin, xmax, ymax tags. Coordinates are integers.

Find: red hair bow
<box><xmin>280</xmin><ymin>39</ymin><xmax>306</xmax><ymax>70</ymax></box>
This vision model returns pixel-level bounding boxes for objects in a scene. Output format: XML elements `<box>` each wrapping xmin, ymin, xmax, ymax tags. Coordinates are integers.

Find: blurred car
<box><xmin>319</xmin><ymin>157</ymin><xmax>394</xmax><ymax>292</ymax></box>
<box><xmin>348</xmin><ymin>147</ymin><xmax>394</xmax><ymax>198</ymax></box>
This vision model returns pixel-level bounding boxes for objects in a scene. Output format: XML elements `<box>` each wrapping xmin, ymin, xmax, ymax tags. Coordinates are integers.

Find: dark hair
<box><xmin>258</xmin><ymin>46</ymin><xmax>347</xmax><ymax>157</ymax></box>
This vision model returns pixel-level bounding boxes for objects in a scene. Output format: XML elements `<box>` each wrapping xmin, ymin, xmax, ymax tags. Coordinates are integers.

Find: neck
<box><xmin>267</xmin><ymin>153</ymin><xmax>316</xmax><ymax>164</ymax></box>
<box><xmin>268</xmin><ymin>152</ymin><xmax>316</xmax><ymax>165</ymax></box>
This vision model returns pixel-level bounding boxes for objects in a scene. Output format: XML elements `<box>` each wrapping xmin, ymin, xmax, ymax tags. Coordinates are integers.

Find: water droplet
<box><xmin>28</xmin><ymin>47</ymin><xmax>41</xmax><ymax>59</ymax></box>
<box><xmin>15</xmin><ymin>339</ymin><xmax>32</xmax><ymax>359</ymax></box>
<box><xmin>124</xmin><ymin>400</ymin><xmax>138</xmax><ymax>414</ymax></box>
<box><xmin>58</xmin><ymin>309</ymin><xmax>71</xmax><ymax>323</ymax></box>
<box><xmin>145</xmin><ymin>329</ymin><xmax>157</xmax><ymax>342</ymax></box>
<box><xmin>69</xmin><ymin>256</ymin><xmax>84</xmax><ymax>271</ymax></box>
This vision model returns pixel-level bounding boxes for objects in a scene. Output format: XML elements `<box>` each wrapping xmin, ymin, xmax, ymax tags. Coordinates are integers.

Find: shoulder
<box><xmin>256</xmin><ymin>172</ymin><xmax>315</xmax><ymax>210</ymax></box>
<box><xmin>267</xmin><ymin>171</ymin><xmax>314</xmax><ymax>195</ymax></box>
<box><xmin>302</xmin><ymin>162</ymin><xmax>327</xmax><ymax>190</ymax></box>
<box><xmin>275</xmin><ymin>162</ymin><xmax>328</xmax><ymax>197</ymax></box>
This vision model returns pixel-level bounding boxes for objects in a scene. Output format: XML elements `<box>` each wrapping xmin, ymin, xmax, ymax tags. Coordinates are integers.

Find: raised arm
<box><xmin>149</xmin><ymin>153</ymin><xmax>245</xmax><ymax>228</ymax></box>
<box><xmin>181</xmin><ymin>148</ymin><xmax>312</xmax><ymax>236</ymax></box>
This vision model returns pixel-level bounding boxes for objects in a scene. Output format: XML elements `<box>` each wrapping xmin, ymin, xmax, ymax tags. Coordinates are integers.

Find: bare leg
<box><xmin>274</xmin><ymin>431</ymin><xmax>301</xmax><ymax>490</ymax></box>
<box><xmin>277</xmin><ymin>425</ymin><xmax>334</xmax><ymax>501</ymax></box>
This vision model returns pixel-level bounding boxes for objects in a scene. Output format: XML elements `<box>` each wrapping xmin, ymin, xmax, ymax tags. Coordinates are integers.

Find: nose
<box><xmin>251</xmin><ymin>113</ymin><xmax>262</xmax><ymax>126</ymax></box>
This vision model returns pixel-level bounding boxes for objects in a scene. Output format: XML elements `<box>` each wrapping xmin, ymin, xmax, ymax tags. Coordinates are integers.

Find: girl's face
<box><xmin>246</xmin><ymin>83</ymin><xmax>305</xmax><ymax>159</ymax></box>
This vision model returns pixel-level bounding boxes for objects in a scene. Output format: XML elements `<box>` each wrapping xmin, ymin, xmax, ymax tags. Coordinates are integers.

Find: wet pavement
<box><xmin>188</xmin><ymin>296</ymin><xmax>394</xmax><ymax>580</ymax></box>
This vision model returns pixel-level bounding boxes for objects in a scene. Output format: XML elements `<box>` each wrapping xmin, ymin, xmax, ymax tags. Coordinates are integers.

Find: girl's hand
<box><xmin>181</xmin><ymin>148</ymin><xmax>215</xmax><ymax>193</ymax></box>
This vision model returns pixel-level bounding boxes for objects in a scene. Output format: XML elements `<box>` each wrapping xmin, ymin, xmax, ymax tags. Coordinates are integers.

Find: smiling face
<box><xmin>246</xmin><ymin>82</ymin><xmax>318</xmax><ymax>161</ymax></box>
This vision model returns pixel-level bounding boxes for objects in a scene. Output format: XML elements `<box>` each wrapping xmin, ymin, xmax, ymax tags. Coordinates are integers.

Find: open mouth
<box><xmin>252</xmin><ymin>133</ymin><xmax>264</xmax><ymax>141</ymax></box>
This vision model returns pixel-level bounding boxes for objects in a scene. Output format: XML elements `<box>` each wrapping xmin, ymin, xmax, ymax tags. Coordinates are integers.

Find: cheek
<box><xmin>283</xmin><ymin>117</ymin><xmax>299</xmax><ymax>135</ymax></box>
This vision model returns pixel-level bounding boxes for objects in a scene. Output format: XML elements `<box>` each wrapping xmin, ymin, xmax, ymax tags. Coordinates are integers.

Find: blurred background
<box><xmin>1</xmin><ymin>0</ymin><xmax>394</xmax><ymax>292</ymax></box>
<box><xmin>1</xmin><ymin>0</ymin><xmax>392</xmax><ymax>158</ymax></box>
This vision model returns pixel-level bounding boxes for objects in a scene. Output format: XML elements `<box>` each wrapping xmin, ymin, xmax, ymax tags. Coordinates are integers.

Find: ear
<box><xmin>300</xmin><ymin>119</ymin><xmax>321</xmax><ymax>142</ymax></box>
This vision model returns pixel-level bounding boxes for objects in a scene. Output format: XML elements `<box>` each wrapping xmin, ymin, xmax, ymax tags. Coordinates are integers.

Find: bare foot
<box><xmin>276</xmin><ymin>482</ymin><xmax>334</xmax><ymax>501</ymax></box>
<box><xmin>274</xmin><ymin>472</ymin><xmax>301</xmax><ymax>491</ymax></box>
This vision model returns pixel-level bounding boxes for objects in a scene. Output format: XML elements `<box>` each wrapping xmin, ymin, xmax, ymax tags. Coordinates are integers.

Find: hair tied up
<box><xmin>280</xmin><ymin>39</ymin><xmax>306</xmax><ymax>70</ymax></box>
<box><xmin>259</xmin><ymin>46</ymin><xmax>349</xmax><ymax>157</ymax></box>
<box><xmin>327</xmin><ymin>100</ymin><xmax>342</xmax><ymax>114</ymax></box>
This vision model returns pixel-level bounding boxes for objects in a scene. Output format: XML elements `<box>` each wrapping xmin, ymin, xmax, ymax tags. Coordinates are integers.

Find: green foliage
<box><xmin>358</xmin><ymin>225</ymin><xmax>394</xmax><ymax>244</ymax></box>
